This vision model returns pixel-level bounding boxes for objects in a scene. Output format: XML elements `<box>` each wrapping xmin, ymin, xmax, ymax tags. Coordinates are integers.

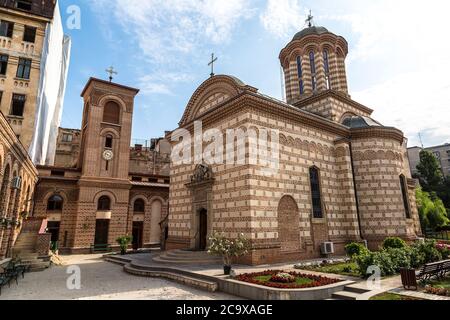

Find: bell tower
<box><xmin>279</xmin><ymin>14</ymin><xmax>349</xmax><ymax>104</ymax></box>
<box><xmin>78</xmin><ymin>78</ymin><xmax>139</xmax><ymax>181</ymax></box>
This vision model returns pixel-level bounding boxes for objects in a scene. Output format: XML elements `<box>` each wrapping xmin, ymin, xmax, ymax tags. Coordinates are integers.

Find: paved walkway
<box><xmin>0</xmin><ymin>254</ymin><xmax>239</xmax><ymax>300</ymax></box>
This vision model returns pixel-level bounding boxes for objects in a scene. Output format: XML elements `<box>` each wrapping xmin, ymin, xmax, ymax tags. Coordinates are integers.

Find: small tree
<box><xmin>416</xmin><ymin>150</ymin><xmax>443</xmax><ymax>192</ymax></box>
<box><xmin>416</xmin><ymin>188</ymin><xmax>449</xmax><ymax>231</ymax></box>
<box><xmin>207</xmin><ymin>232</ymin><xmax>250</xmax><ymax>267</ymax></box>
<box><xmin>116</xmin><ymin>235</ymin><xmax>133</xmax><ymax>255</ymax></box>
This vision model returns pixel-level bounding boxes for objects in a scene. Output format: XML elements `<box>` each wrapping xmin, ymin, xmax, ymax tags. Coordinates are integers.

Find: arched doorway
<box><xmin>198</xmin><ymin>208</ymin><xmax>208</xmax><ymax>251</ymax></box>
<box><xmin>132</xmin><ymin>199</ymin><xmax>145</xmax><ymax>250</ymax></box>
<box><xmin>150</xmin><ymin>200</ymin><xmax>162</xmax><ymax>244</ymax></box>
<box><xmin>278</xmin><ymin>195</ymin><xmax>301</xmax><ymax>252</ymax></box>
<box><xmin>95</xmin><ymin>196</ymin><xmax>111</xmax><ymax>245</ymax></box>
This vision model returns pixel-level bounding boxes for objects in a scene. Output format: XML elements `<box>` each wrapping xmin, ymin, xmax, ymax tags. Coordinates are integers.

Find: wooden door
<box><xmin>94</xmin><ymin>219</ymin><xmax>110</xmax><ymax>245</ymax></box>
<box><xmin>199</xmin><ymin>210</ymin><xmax>207</xmax><ymax>251</ymax></box>
<box><xmin>132</xmin><ymin>221</ymin><xmax>143</xmax><ymax>250</ymax></box>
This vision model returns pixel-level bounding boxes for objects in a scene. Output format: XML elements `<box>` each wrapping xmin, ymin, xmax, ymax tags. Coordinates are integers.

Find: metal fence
<box><xmin>425</xmin><ymin>230</ymin><xmax>450</xmax><ymax>241</ymax></box>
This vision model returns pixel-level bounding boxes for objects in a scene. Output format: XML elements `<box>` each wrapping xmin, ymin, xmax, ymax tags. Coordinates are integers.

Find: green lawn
<box><xmin>427</xmin><ymin>277</ymin><xmax>450</xmax><ymax>289</ymax></box>
<box><xmin>302</xmin><ymin>262</ymin><xmax>360</xmax><ymax>277</ymax></box>
<box><xmin>254</xmin><ymin>275</ymin><xmax>314</xmax><ymax>286</ymax></box>
<box><xmin>369</xmin><ymin>292</ymin><xmax>421</xmax><ymax>301</ymax></box>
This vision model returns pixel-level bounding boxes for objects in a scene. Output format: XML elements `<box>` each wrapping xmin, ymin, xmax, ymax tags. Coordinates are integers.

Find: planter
<box><xmin>224</xmin><ymin>265</ymin><xmax>232</xmax><ymax>275</ymax></box>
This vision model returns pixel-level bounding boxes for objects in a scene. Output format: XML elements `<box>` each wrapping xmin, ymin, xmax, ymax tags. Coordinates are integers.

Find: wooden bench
<box><xmin>90</xmin><ymin>244</ymin><xmax>112</xmax><ymax>254</ymax></box>
<box><xmin>401</xmin><ymin>259</ymin><xmax>450</xmax><ymax>290</ymax></box>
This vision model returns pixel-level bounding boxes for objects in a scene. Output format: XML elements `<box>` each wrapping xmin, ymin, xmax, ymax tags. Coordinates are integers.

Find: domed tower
<box><xmin>279</xmin><ymin>14</ymin><xmax>349</xmax><ymax>105</ymax></box>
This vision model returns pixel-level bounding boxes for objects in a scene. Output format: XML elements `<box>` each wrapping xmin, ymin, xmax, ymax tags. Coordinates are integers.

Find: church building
<box><xmin>166</xmin><ymin>23</ymin><xmax>422</xmax><ymax>264</ymax></box>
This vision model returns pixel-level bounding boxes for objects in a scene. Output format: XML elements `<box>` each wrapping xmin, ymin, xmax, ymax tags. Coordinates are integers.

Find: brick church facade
<box><xmin>32</xmin><ymin>78</ymin><xmax>170</xmax><ymax>254</ymax></box>
<box><xmin>166</xmin><ymin>25</ymin><xmax>422</xmax><ymax>264</ymax></box>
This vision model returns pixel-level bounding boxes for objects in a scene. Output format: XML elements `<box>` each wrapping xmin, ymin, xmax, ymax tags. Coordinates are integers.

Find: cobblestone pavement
<box><xmin>0</xmin><ymin>254</ymin><xmax>239</xmax><ymax>300</ymax></box>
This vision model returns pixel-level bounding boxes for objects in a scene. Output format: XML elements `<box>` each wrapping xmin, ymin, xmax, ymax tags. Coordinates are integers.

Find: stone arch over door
<box><xmin>278</xmin><ymin>195</ymin><xmax>301</xmax><ymax>252</ymax></box>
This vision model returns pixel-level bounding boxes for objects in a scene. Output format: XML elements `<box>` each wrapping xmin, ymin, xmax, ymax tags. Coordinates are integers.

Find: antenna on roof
<box><xmin>418</xmin><ymin>132</ymin><xmax>424</xmax><ymax>149</ymax></box>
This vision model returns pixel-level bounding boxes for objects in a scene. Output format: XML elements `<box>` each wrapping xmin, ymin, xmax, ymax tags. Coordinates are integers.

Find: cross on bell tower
<box><xmin>105</xmin><ymin>66</ymin><xmax>118</xmax><ymax>82</ymax></box>
<box><xmin>305</xmin><ymin>10</ymin><xmax>314</xmax><ymax>27</ymax></box>
<box><xmin>208</xmin><ymin>53</ymin><xmax>218</xmax><ymax>78</ymax></box>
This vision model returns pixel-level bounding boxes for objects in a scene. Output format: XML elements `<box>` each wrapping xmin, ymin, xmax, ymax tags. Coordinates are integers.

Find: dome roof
<box><xmin>342</xmin><ymin>116</ymin><xmax>383</xmax><ymax>129</ymax></box>
<box><xmin>292</xmin><ymin>26</ymin><xmax>330</xmax><ymax>41</ymax></box>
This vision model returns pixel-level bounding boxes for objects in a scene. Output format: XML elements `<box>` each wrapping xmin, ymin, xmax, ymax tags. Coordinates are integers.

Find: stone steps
<box><xmin>331</xmin><ymin>285</ymin><xmax>371</xmax><ymax>300</ymax></box>
<box><xmin>123</xmin><ymin>264</ymin><xmax>218</xmax><ymax>292</ymax></box>
<box><xmin>153</xmin><ymin>249</ymin><xmax>222</xmax><ymax>265</ymax></box>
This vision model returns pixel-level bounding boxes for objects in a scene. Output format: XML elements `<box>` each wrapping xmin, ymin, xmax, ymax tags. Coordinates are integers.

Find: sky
<box><xmin>58</xmin><ymin>0</ymin><xmax>450</xmax><ymax>147</ymax></box>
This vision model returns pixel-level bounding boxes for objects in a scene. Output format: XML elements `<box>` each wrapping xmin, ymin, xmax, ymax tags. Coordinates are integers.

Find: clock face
<box><xmin>103</xmin><ymin>150</ymin><xmax>114</xmax><ymax>161</ymax></box>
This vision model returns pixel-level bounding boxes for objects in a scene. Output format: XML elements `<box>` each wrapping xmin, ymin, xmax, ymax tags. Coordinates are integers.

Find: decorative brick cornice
<box><xmin>350</xmin><ymin>126</ymin><xmax>405</xmax><ymax>143</ymax></box>
<box><xmin>292</xmin><ymin>90</ymin><xmax>374</xmax><ymax>115</ymax></box>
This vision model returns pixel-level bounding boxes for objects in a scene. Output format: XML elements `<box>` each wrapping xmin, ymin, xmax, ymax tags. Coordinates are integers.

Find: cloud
<box><xmin>260</xmin><ymin>0</ymin><xmax>307</xmax><ymax>38</ymax></box>
<box><xmin>90</xmin><ymin>0</ymin><xmax>254</xmax><ymax>64</ymax></box>
<box><xmin>138</xmin><ymin>73</ymin><xmax>195</xmax><ymax>96</ymax></box>
<box><xmin>324</xmin><ymin>0</ymin><xmax>450</xmax><ymax>147</ymax></box>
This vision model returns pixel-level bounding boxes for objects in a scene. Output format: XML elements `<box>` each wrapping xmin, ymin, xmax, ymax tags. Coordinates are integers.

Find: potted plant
<box><xmin>207</xmin><ymin>232</ymin><xmax>250</xmax><ymax>275</ymax></box>
<box><xmin>116</xmin><ymin>235</ymin><xmax>133</xmax><ymax>255</ymax></box>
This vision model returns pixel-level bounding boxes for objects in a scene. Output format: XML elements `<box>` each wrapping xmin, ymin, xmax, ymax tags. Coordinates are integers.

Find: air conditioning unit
<box><xmin>320</xmin><ymin>242</ymin><xmax>335</xmax><ymax>255</ymax></box>
<box><xmin>11</xmin><ymin>176</ymin><xmax>22</xmax><ymax>190</ymax></box>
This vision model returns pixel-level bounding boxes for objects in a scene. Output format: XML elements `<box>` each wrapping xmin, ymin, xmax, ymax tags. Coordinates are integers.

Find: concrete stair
<box><xmin>152</xmin><ymin>249</ymin><xmax>222</xmax><ymax>265</ymax></box>
<box><xmin>331</xmin><ymin>285</ymin><xmax>371</xmax><ymax>300</ymax></box>
<box><xmin>11</xmin><ymin>232</ymin><xmax>50</xmax><ymax>272</ymax></box>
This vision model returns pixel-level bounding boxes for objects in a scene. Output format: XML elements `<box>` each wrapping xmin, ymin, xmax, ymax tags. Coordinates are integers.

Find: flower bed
<box><xmin>235</xmin><ymin>270</ymin><xmax>342</xmax><ymax>289</ymax></box>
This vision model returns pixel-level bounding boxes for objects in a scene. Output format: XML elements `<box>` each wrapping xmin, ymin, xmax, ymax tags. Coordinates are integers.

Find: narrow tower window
<box><xmin>309</xmin><ymin>166</ymin><xmax>323</xmax><ymax>218</ymax></box>
<box><xmin>296</xmin><ymin>56</ymin><xmax>304</xmax><ymax>94</ymax></box>
<box><xmin>309</xmin><ymin>51</ymin><xmax>317</xmax><ymax>91</ymax></box>
<box><xmin>400</xmin><ymin>175</ymin><xmax>411</xmax><ymax>219</ymax></box>
<box><xmin>323</xmin><ymin>50</ymin><xmax>331</xmax><ymax>89</ymax></box>
<box><xmin>105</xmin><ymin>135</ymin><xmax>113</xmax><ymax>148</ymax></box>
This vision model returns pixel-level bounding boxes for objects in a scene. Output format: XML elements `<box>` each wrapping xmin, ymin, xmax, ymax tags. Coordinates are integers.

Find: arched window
<box><xmin>296</xmin><ymin>56</ymin><xmax>304</xmax><ymax>95</ymax></box>
<box><xmin>400</xmin><ymin>175</ymin><xmax>411</xmax><ymax>219</ymax></box>
<box><xmin>103</xmin><ymin>101</ymin><xmax>120</xmax><ymax>124</ymax></box>
<box><xmin>134</xmin><ymin>199</ymin><xmax>145</xmax><ymax>213</ymax></box>
<box><xmin>97</xmin><ymin>196</ymin><xmax>111</xmax><ymax>211</ymax></box>
<box><xmin>105</xmin><ymin>135</ymin><xmax>113</xmax><ymax>149</ymax></box>
<box><xmin>309</xmin><ymin>51</ymin><xmax>316</xmax><ymax>91</ymax></box>
<box><xmin>323</xmin><ymin>50</ymin><xmax>331</xmax><ymax>89</ymax></box>
<box><xmin>309</xmin><ymin>166</ymin><xmax>323</xmax><ymax>218</ymax></box>
<box><xmin>47</xmin><ymin>195</ymin><xmax>63</xmax><ymax>211</ymax></box>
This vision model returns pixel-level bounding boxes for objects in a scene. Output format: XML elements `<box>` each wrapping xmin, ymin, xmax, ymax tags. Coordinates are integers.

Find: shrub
<box><xmin>116</xmin><ymin>235</ymin><xmax>132</xmax><ymax>255</ymax></box>
<box><xmin>383</xmin><ymin>237</ymin><xmax>407</xmax><ymax>249</ymax></box>
<box><xmin>436</xmin><ymin>242</ymin><xmax>450</xmax><ymax>259</ymax></box>
<box><xmin>385</xmin><ymin>248</ymin><xmax>411</xmax><ymax>272</ymax></box>
<box><xmin>207</xmin><ymin>232</ymin><xmax>250</xmax><ymax>266</ymax></box>
<box><xmin>355</xmin><ymin>251</ymin><xmax>375</xmax><ymax>277</ymax></box>
<box><xmin>345</xmin><ymin>242</ymin><xmax>369</xmax><ymax>258</ymax></box>
<box><xmin>372</xmin><ymin>250</ymin><xmax>396</xmax><ymax>276</ymax></box>
<box><xmin>408</xmin><ymin>245</ymin><xmax>426</xmax><ymax>268</ymax></box>
<box><xmin>411</xmin><ymin>240</ymin><xmax>442</xmax><ymax>263</ymax></box>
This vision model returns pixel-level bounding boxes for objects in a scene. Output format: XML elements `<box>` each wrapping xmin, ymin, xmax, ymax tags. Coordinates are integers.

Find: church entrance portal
<box><xmin>198</xmin><ymin>209</ymin><xmax>208</xmax><ymax>251</ymax></box>
<box><xmin>94</xmin><ymin>219</ymin><xmax>110</xmax><ymax>245</ymax></box>
<box><xmin>132</xmin><ymin>221</ymin><xmax>143</xmax><ymax>250</ymax></box>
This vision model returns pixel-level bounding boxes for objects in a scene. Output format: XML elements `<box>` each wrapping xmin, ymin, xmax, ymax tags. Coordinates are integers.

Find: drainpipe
<box><xmin>348</xmin><ymin>141</ymin><xmax>364</xmax><ymax>241</ymax></box>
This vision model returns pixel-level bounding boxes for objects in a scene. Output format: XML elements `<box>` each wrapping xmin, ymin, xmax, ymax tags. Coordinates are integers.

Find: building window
<box><xmin>400</xmin><ymin>175</ymin><xmax>411</xmax><ymax>219</ymax></box>
<box><xmin>17</xmin><ymin>58</ymin><xmax>32</xmax><ymax>79</ymax></box>
<box><xmin>133</xmin><ymin>199</ymin><xmax>145</xmax><ymax>213</ymax></box>
<box><xmin>10</xmin><ymin>94</ymin><xmax>26</xmax><ymax>117</ymax></box>
<box><xmin>16</xmin><ymin>0</ymin><xmax>33</xmax><ymax>11</ymax></box>
<box><xmin>0</xmin><ymin>91</ymin><xmax>3</xmax><ymax>105</ymax></box>
<box><xmin>103</xmin><ymin>101</ymin><xmax>120</xmax><ymax>124</ymax></box>
<box><xmin>309</xmin><ymin>166</ymin><xmax>323</xmax><ymax>218</ymax></box>
<box><xmin>23</xmin><ymin>26</ymin><xmax>36</xmax><ymax>43</ymax></box>
<box><xmin>296</xmin><ymin>56</ymin><xmax>304</xmax><ymax>94</ymax></box>
<box><xmin>0</xmin><ymin>21</ymin><xmax>14</xmax><ymax>38</ymax></box>
<box><xmin>309</xmin><ymin>51</ymin><xmax>316</xmax><ymax>91</ymax></box>
<box><xmin>47</xmin><ymin>195</ymin><xmax>63</xmax><ymax>211</ymax></box>
<box><xmin>323</xmin><ymin>50</ymin><xmax>331</xmax><ymax>89</ymax></box>
<box><xmin>105</xmin><ymin>135</ymin><xmax>113</xmax><ymax>148</ymax></box>
<box><xmin>0</xmin><ymin>54</ymin><xmax>8</xmax><ymax>75</ymax></box>
<box><xmin>62</xmin><ymin>133</ymin><xmax>73</xmax><ymax>142</ymax></box>
<box><xmin>97</xmin><ymin>196</ymin><xmax>111</xmax><ymax>211</ymax></box>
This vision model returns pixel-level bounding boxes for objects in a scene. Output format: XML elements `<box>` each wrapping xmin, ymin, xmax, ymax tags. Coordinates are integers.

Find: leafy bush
<box><xmin>385</xmin><ymin>248</ymin><xmax>411</xmax><ymax>271</ymax></box>
<box><xmin>383</xmin><ymin>237</ymin><xmax>407</xmax><ymax>249</ymax></box>
<box><xmin>408</xmin><ymin>245</ymin><xmax>426</xmax><ymax>268</ymax></box>
<box><xmin>411</xmin><ymin>240</ymin><xmax>442</xmax><ymax>263</ymax></box>
<box><xmin>355</xmin><ymin>251</ymin><xmax>375</xmax><ymax>277</ymax></box>
<box><xmin>372</xmin><ymin>250</ymin><xmax>396</xmax><ymax>276</ymax></box>
<box><xmin>116</xmin><ymin>235</ymin><xmax>132</xmax><ymax>255</ymax></box>
<box><xmin>345</xmin><ymin>242</ymin><xmax>369</xmax><ymax>258</ymax></box>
